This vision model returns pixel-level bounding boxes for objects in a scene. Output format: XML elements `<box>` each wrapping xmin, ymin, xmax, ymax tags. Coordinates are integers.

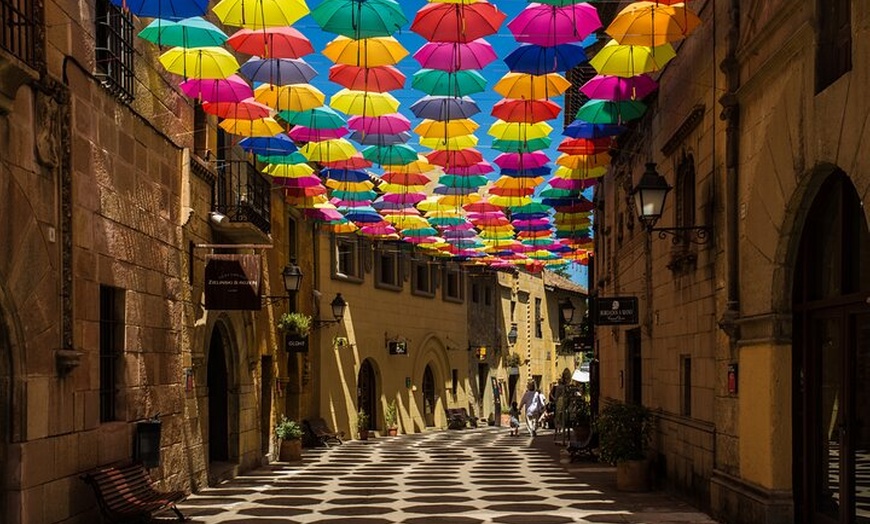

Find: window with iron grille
<box><xmin>1</xmin><ymin>0</ymin><xmax>39</xmax><ymax>69</ymax></box>
<box><xmin>100</xmin><ymin>285</ymin><xmax>125</xmax><ymax>423</ymax></box>
<box><xmin>95</xmin><ymin>0</ymin><xmax>134</xmax><ymax>101</ymax></box>
<box><xmin>816</xmin><ymin>0</ymin><xmax>851</xmax><ymax>92</ymax></box>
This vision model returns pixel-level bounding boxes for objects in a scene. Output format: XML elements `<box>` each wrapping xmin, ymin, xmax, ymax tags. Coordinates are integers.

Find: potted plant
<box><xmin>505</xmin><ymin>352</ymin><xmax>521</xmax><ymax>375</ymax></box>
<box><xmin>357</xmin><ymin>409</ymin><xmax>370</xmax><ymax>440</ymax></box>
<box><xmin>564</xmin><ymin>393</ymin><xmax>592</xmax><ymax>441</ymax></box>
<box><xmin>275</xmin><ymin>416</ymin><xmax>303</xmax><ymax>462</ymax></box>
<box><xmin>384</xmin><ymin>400</ymin><xmax>398</xmax><ymax>436</ymax></box>
<box><xmin>596</xmin><ymin>402</ymin><xmax>653</xmax><ymax>491</ymax></box>
<box><xmin>277</xmin><ymin>312</ymin><xmax>312</xmax><ymax>352</ymax></box>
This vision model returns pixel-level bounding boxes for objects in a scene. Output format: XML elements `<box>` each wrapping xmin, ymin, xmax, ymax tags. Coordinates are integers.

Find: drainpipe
<box><xmin>717</xmin><ymin>0</ymin><xmax>741</xmax><ymax>343</ymax></box>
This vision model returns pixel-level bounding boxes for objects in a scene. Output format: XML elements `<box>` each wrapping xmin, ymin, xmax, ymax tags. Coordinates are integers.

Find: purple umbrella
<box><xmin>239</xmin><ymin>57</ymin><xmax>317</xmax><ymax>85</ymax></box>
<box><xmin>410</xmin><ymin>95</ymin><xmax>480</xmax><ymax>121</ymax></box>
<box><xmin>579</xmin><ymin>74</ymin><xmax>658</xmax><ymax>101</ymax></box>
<box><xmin>179</xmin><ymin>74</ymin><xmax>252</xmax><ymax>102</ymax></box>
<box><xmin>348</xmin><ymin>131</ymin><xmax>412</xmax><ymax>146</ymax></box>
<box><xmin>507</xmin><ymin>3</ymin><xmax>601</xmax><ymax>47</ymax></box>
<box><xmin>413</xmin><ymin>39</ymin><xmax>497</xmax><ymax>72</ymax></box>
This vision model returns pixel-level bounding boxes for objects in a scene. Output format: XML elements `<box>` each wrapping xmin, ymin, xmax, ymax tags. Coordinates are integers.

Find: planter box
<box><xmin>279</xmin><ymin>439</ymin><xmax>301</xmax><ymax>462</ymax></box>
<box><xmin>616</xmin><ymin>459</ymin><xmax>651</xmax><ymax>492</ymax></box>
<box><xmin>285</xmin><ymin>333</ymin><xmax>308</xmax><ymax>353</ymax></box>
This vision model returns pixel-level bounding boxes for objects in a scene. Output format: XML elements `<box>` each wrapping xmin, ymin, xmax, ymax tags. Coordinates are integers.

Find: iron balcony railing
<box><xmin>215</xmin><ymin>159</ymin><xmax>272</xmax><ymax>235</ymax></box>
<box><xmin>1</xmin><ymin>0</ymin><xmax>40</xmax><ymax>69</ymax></box>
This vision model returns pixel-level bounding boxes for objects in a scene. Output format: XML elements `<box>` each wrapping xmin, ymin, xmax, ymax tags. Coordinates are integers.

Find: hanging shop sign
<box><xmin>593</xmin><ymin>296</ymin><xmax>639</xmax><ymax>325</ymax></box>
<box><xmin>388</xmin><ymin>340</ymin><xmax>408</xmax><ymax>355</ymax></box>
<box><xmin>285</xmin><ymin>333</ymin><xmax>309</xmax><ymax>353</ymax></box>
<box><xmin>204</xmin><ymin>254</ymin><xmax>261</xmax><ymax>310</ymax></box>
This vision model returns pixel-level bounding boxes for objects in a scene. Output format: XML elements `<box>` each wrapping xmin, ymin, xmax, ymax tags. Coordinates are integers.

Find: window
<box><xmin>443</xmin><ymin>267</ymin><xmax>463</xmax><ymax>302</ymax></box>
<box><xmin>451</xmin><ymin>369</ymin><xmax>458</xmax><ymax>396</ymax></box>
<box><xmin>680</xmin><ymin>355</ymin><xmax>692</xmax><ymax>416</ymax></box>
<box><xmin>471</xmin><ymin>282</ymin><xmax>480</xmax><ymax>303</ymax></box>
<box><xmin>1</xmin><ymin>0</ymin><xmax>39</xmax><ymax>68</ymax></box>
<box><xmin>375</xmin><ymin>249</ymin><xmax>401</xmax><ymax>290</ymax></box>
<box><xmin>287</xmin><ymin>216</ymin><xmax>298</xmax><ymax>263</ymax></box>
<box><xmin>484</xmin><ymin>285</ymin><xmax>492</xmax><ymax>306</ymax></box>
<box><xmin>676</xmin><ymin>152</ymin><xmax>696</xmax><ymax>229</ymax></box>
<box><xmin>411</xmin><ymin>260</ymin><xmax>435</xmax><ymax>296</ymax></box>
<box><xmin>193</xmin><ymin>102</ymin><xmax>209</xmax><ymax>159</ymax></box>
<box><xmin>333</xmin><ymin>236</ymin><xmax>363</xmax><ymax>281</ymax></box>
<box><xmin>95</xmin><ymin>0</ymin><xmax>134</xmax><ymax>101</ymax></box>
<box><xmin>816</xmin><ymin>0</ymin><xmax>851</xmax><ymax>92</ymax></box>
<box><xmin>100</xmin><ymin>285</ymin><xmax>125</xmax><ymax>422</ymax></box>
<box><xmin>534</xmin><ymin>298</ymin><xmax>543</xmax><ymax>338</ymax></box>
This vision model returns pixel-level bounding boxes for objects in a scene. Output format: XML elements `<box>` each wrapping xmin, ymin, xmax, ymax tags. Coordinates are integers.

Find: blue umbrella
<box><xmin>348</xmin><ymin>131</ymin><xmax>412</xmax><ymax>146</ymax></box>
<box><xmin>239</xmin><ymin>135</ymin><xmax>297</xmax><ymax>156</ymax></box>
<box><xmin>111</xmin><ymin>0</ymin><xmax>208</xmax><ymax>19</ymax></box>
<box><xmin>322</xmin><ymin>168</ymin><xmax>371</xmax><ymax>182</ymax></box>
<box><xmin>410</xmin><ymin>95</ymin><xmax>481</xmax><ymax>121</ymax></box>
<box><xmin>240</xmin><ymin>57</ymin><xmax>317</xmax><ymax>84</ymax></box>
<box><xmin>563</xmin><ymin>121</ymin><xmax>626</xmax><ymax>139</ymax></box>
<box><xmin>343</xmin><ymin>207</ymin><xmax>384</xmax><ymax>222</ymax></box>
<box><xmin>504</xmin><ymin>43</ymin><xmax>586</xmax><ymax>74</ymax></box>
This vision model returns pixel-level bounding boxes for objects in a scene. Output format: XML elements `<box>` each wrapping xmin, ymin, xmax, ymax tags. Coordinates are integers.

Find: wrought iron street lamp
<box><xmin>313</xmin><ymin>293</ymin><xmax>347</xmax><ymax>329</ymax></box>
<box><xmin>507</xmin><ymin>323</ymin><xmax>518</xmax><ymax>345</ymax></box>
<box><xmin>559</xmin><ymin>298</ymin><xmax>576</xmax><ymax>323</ymax></box>
<box><xmin>630</xmin><ymin>162</ymin><xmax>711</xmax><ymax>245</ymax></box>
<box><xmin>263</xmin><ymin>261</ymin><xmax>303</xmax><ymax>305</ymax></box>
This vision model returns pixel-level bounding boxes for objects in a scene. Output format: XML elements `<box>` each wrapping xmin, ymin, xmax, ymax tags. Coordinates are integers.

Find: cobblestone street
<box><xmin>171</xmin><ymin>427</ymin><xmax>719</xmax><ymax>524</ymax></box>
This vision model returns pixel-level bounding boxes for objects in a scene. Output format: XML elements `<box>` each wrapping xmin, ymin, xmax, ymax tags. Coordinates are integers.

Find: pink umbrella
<box><xmin>513</xmin><ymin>218</ymin><xmax>552</xmax><ymax>228</ymax></box>
<box><xmin>413</xmin><ymin>39</ymin><xmax>497</xmax><ymax>72</ymax></box>
<box><xmin>507</xmin><ymin>3</ymin><xmax>602</xmax><ymax>47</ymax></box>
<box><xmin>179</xmin><ymin>74</ymin><xmax>253</xmax><ymax>102</ymax></box>
<box><xmin>360</xmin><ymin>224</ymin><xmax>398</xmax><ymax>236</ymax></box>
<box><xmin>382</xmin><ymin>192</ymin><xmax>427</xmax><ymax>205</ymax></box>
<box><xmin>403</xmin><ymin>235</ymin><xmax>442</xmax><ymax>244</ymax></box>
<box><xmin>443</xmin><ymin>162</ymin><xmax>494</xmax><ymax>176</ymax></box>
<box><xmin>579</xmin><ymin>74</ymin><xmax>658</xmax><ymax>101</ymax></box>
<box><xmin>331</xmin><ymin>198</ymin><xmax>371</xmax><ymax>207</ymax></box>
<box><xmin>289</xmin><ymin>125</ymin><xmax>349</xmax><ymax>141</ymax></box>
<box><xmin>347</xmin><ymin>113</ymin><xmax>412</xmax><ymax>134</ymax></box>
<box><xmin>494</xmin><ymin>151</ymin><xmax>550</xmax><ymax>170</ymax></box>
<box><xmin>550</xmin><ymin>178</ymin><xmax>597</xmax><ymax>190</ymax></box>
<box><xmin>274</xmin><ymin>175</ymin><xmax>323</xmax><ymax>188</ymax></box>
<box><xmin>305</xmin><ymin>208</ymin><xmax>344</xmax><ymax>221</ymax></box>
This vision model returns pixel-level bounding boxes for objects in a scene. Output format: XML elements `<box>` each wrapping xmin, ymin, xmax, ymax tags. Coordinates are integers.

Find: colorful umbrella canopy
<box><xmin>575</xmin><ymin>99</ymin><xmax>647</xmax><ymax>124</ymax></box>
<box><xmin>410</xmin><ymin>95</ymin><xmax>480</xmax><ymax>120</ymax></box>
<box><xmin>493</xmin><ymin>151</ymin><xmax>549</xmax><ymax>170</ymax></box>
<box><xmin>491</xmin><ymin>136</ymin><xmax>552</xmax><ymax>152</ymax></box>
<box><xmin>589</xmin><ymin>40</ymin><xmax>676</xmax><ymax>78</ymax></box>
<box><xmin>311</xmin><ymin>0</ymin><xmax>407</xmax><ymax>39</ymax></box>
<box><xmin>579</xmin><ymin>74</ymin><xmax>658</xmax><ymax>101</ymax></box>
<box><xmin>255</xmin><ymin>83</ymin><xmax>325</xmax><ymax>112</ymax></box>
<box><xmin>203</xmin><ymin>98</ymin><xmax>273</xmax><ymax>119</ymax></box>
<box><xmin>488</xmin><ymin>120</ymin><xmax>552</xmax><ymax>140</ymax></box>
<box><xmin>414</xmin><ymin>118</ymin><xmax>479</xmax><ymax>138</ymax></box>
<box><xmin>110</xmin><ymin>0</ymin><xmax>208</xmax><ymax>19</ymax></box>
<box><xmin>411</xmin><ymin>69</ymin><xmax>487</xmax><ymax>97</ymax></box>
<box><xmin>419</xmin><ymin>135</ymin><xmax>479</xmax><ymax>150</ymax></box>
<box><xmin>299</xmin><ymin>138</ymin><xmax>358</xmax><ymax>162</ymax></box>
<box><xmin>507</xmin><ymin>3</ymin><xmax>601</xmax><ymax>47</ymax></box>
<box><xmin>212</xmin><ymin>0</ymin><xmax>310</xmax><ymax>29</ymax></box>
<box><xmin>219</xmin><ymin>117</ymin><xmax>284</xmax><ymax>136</ymax></box>
<box><xmin>411</xmin><ymin>2</ymin><xmax>507</xmax><ymax>43</ymax></box>
<box><xmin>348</xmin><ymin>131</ymin><xmax>411</xmax><ymax>145</ymax></box>
<box><xmin>493</xmin><ymin>72</ymin><xmax>571</xmax><ymax>98</ymax></box>
<box><xmin>427</xmin><ymin>148</ymin><xmax>484</xmax><ymax>167</ymax></box>
<box><xmin>330</xmin><ymin>89</ymin><xmax>400</xmax><ymax>116</ymax></box>
<box><xmin>380</xmin><ymin>172</ymin><xmax>431</xmax><ymax>185</ymax></box>
<box><xmin>348</xmin><ymin>113</ymin><xmax>411</xmax><ymax>134</ymax></box>
<box><xmin>563</xmin><ymin>120</ymin><xmax>626</xmax><ymax>139</ymax></box>
<box><xmin>503</xmin><ymin>43</ymin><xmax>586</xmax><ymax>74</ymax></box>
<box><xmin>413</xmin><ymin>40</ymin><xmax>497</xmax><ymax>72</ymax></box>
<box><xmin>226</xmin><ymin>27</ymin><xmax>313</xmax><ymax>58</ymax></box>
<box><xmin>288</xmin><ymin>126</ymin><xmax>348</xmax><ymax>142</ymax></box>
<box><xmin>557</xmin><ymin>137</ymin><xmax>612</xmax><ymax>156</ymax></box>
<box><xmin>179</xmin><ymin>74</ymin><xmax>252</xmax><ymax>102</ymax></box>
<box><xmin>323</xmin><ymin>36</ymin><xmax>409</xmax><ymax>67</ymax></box>
<box><xmin>266</xmin><ymin>162</ymin><xmax>315</xmax><ymax>177</ymax></box>
<box><xmin>239</xmin><ymin>57</ymin><xmax>318</xmax><ymax>84</ymax></box>
<box><xmin>362</xmin><ymin>144</ymin><xmax>419</xmax><ymax>165</ymax></box>
<box><xmin>491</xmin><ymin>99</ymin><xmax>561</xmax><ymax>122</ymax></box>
<box><xmin>606</xmin><ymin>1</ymin><xmax>702</xmax><ymax>47</ymax></box>
<box><xmin>239</xmin><ymin>135</ymin><xmax>297</xmax><ymax>156</ymax></box>
<box><xmin>159</xmin><ymin>46</ymin><xmax>240</xmax><ymax>79</ymax></box>
<box><xmin>329</xmin><ymin>64</ymin><xmax>406</xmax><ymax>92</ymax></box>
<box><xmin>139</xmin><ymin>17</ymin><xmax>227</xmax><ymax>47</ymax></box>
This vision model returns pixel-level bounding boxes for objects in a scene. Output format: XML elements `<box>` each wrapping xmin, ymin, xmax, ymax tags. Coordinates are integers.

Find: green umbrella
<box><xmin>332</xmin><ymin>189</ymin><xmax>378</xmax><ymax>201</ymax></box>
<box><xmin>138</xmin><ymin>17</ymin><xmax>227</xmax><ymax>47</ymax></box>
<box><xmin>362</xmin><ymin>144</ymin><xmax>418</xmax><ymax>165</ymax></box>
<box><xmin>539</xmin><ymin>187</ymin><xmax>577</xmax><ymax>198</ymax></box>
<box><xmin>281</xmin><ymin>106</ymin><xmax>347</xmax><ymax>129</ymax></box>
<box><xmin>439</xmin><ymin>175</ymin><xmax>488</xmax><ymax>188</ymax></box>
<box><xmin>312</xmin><ymin>0</ymin><xmax>407</xmax><ymax>39</ymax></box>
<box><xmin>411</xmin><ymin>69</ymin><xmax>488</xmax><ymax>97</ymax></box>
<box><xmin>510</xmin><ymin>201</ymin><xmax>551</xmax><ymax>214</ymax></box>
<box><xmin>491</xmin><ymin>136</ymin><xmax>552</xmax><ymax>153</ymax></box>
<box><xmin>257</xmin><ymin>151</ymin><xmax>309</xmax><ymax>164</ymax></box>
<box><xmin>575</xmin><ymin>99</ymin><xmax>646</xmax><ymax>125</ymax></box>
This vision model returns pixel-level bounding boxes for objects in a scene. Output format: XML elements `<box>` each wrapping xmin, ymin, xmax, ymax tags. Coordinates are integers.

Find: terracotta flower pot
<box><xmin>387</xmin><ymin>427</ymin><xmax>398</xmax><ymax>436</ymax></box>
<box><xmin>616</xmin><ymin>458</ymin><xmax>651</xmax><ymax>492</ymax></box>
<box><xmin>358</xmin><ymin>429</ymin><xmax>369</xmax><ymax>440</ymax></box>
<box><xmin>279</xmin><ymin>439</ymin><xmax>302</xmax><ymax>462</ymax></box>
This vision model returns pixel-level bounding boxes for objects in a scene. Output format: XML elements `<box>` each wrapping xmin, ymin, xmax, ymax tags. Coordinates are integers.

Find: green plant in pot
<box><xmin>505</xmin><ymin>352</ymin><xmax>522</xmax><ymax>368</ymax></box>
<box><xmin>357</xmin><ymin>409</ymin><xmax>370</xmax><ymax>440</ymax></box>
<box><xmin>277</xmin><ymin>312</ymin><xmax>312</xmax><ymax>337</ymax></box>
<box><xmin>596</xmin><ymin>402</ymin><xmax>653</xmax><ymax>491</ymax></box>
<box><xmin>384</xmin><ymin>400</ymin><xmax>398</xmax><ymax>436</ymax></box>
<box><xmin>275</xmin><ymin>416</ymin><xmax>303</xmax><ymax>462</ymax></box>
<box><xmin>567</xmin><ymin>394</ymin><xmax>592</xmax><ymax>439</ymax></box>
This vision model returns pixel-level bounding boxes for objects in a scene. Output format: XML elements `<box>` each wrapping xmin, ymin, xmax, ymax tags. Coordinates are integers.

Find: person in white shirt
<box><xmin>518</xmin><ymin>381</ymin><xmax>547</xmax><ymax>437</ymax></box>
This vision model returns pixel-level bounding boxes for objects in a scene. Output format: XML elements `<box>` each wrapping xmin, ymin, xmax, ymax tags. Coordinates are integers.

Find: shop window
<box><xmin>95</xmin><ymin>0</ymin><xmax>134</xmax><ymax>101</ymax></box>
<box><xmin>443</xmin><ymin>266</ymin><xmax>463</xmax><ymax>303</ymax></box>
<box><xmin>375</xmin><ymin>250</ymin><xmax>401</xmax><ymax>290</ymax></box>
<box><xmin>100</xmin><ymin>285</ymin><xmax>125</xmax><ymax>422</ymax></box>
<box><xmin>333</xmin><ymin>236</ymin><xmax>363</xmax><ymax>282</ymax></box>
<box><xmin>816</xmin><ymin>0</ymin><xmax>851</xmax><ymax>92</ymax></box>
<box><xmin>412</xmin><ymin>260</ymin><xmax>435</xmax><ymax>297</ymax></box>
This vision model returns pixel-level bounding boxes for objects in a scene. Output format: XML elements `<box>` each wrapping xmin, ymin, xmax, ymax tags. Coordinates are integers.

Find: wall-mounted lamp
<box><xmin>559</xmin><ymin>298</ymin><xmax>576</xmax><ymax>324</ymax></box>
<box><xmin>312</xmin><ymin>293</ymin><xmax>347</xmax><ymax>329</ymax></box>
<box><xmin>630</xmin><ymin>162</ymin><xmax>711</xmax><ymax>245</ymax></box>
<box><xmin>262</xmin><ymin>262</ymin><xmax>303</xmax><ymax>305</ymax></box>
<box><xmin>507</xmin><ymin>323</ymin><xmax>518</xmax><ymax>346</ymax></box>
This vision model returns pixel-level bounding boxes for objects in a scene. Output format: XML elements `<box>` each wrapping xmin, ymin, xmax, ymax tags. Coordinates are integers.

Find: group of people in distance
<box><xmin>509</xmin><ymin>380</ymin><xmax>552</xmax><ymax>437</ymax></box>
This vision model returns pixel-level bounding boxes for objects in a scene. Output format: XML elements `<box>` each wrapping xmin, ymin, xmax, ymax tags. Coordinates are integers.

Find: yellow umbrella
<box><xmin>265</xmin><ymin>163</ymin><xmax>315</xmax><ymax>178</ymax></box>
<box><xmin>159</xmin><ymin>46</ymin><xmax>239</xmax><ymax>79</ymax></box>
<box><xmin>330</xmin><ymin>221</ymin><xmax>360</xmax><ymax>233</ymax></box>
<box><xmin>385</xmin><ymin>215</ymin><xmax>431</xmax><ymax>229</ymax></box>
<box><xmin>488</xmin><ymin>120</ymin><xmax>552</xmax><ymax>141</ymax></box>
<box><xmin>329</xmin><ymin>89</ymin><xmax>400</xmax><ymax>116</ymax></box>
<box><xmin>493</xmin><ymin>72</ymin><xmax>571</xmax><ymax>99</ymax></box>
<box><xmin>440</xmin><ymin>193</ymin><xmax>481</xmax><ymax>206</ymax></box>
<box><xmin>415</xmin><ymin>118</ymin><xmax>479</xmax><ymax>139</ymax></box>
<box><xmin>555</xmin><ymin>153</ymin><xmax>609</xmax><ymax>170</ymax></box>
<box><xmin>254</xmin><ymin>83</ymin><xmax>325</xmax><ymax>112</ymax></box>
<box><xmin>419</xmin><ymin>135</ymin><xmax>479</xmax><ymax>150</ymax></box>
<box><xmin>213</xmin><ymin>0</ymin><xmax>310</xmax><ymax>29</ymax></box>
<box><xmin>381</xmin><ymin>183</ymin><xmax>427</xmax><ymax>193</ymax></box>
<box><xmin>606</xmin><ymin>1</ymin><xmax>701</xmax><ymax>47</ymax></box>
<box><xmin>219</xmin><ymin>117</ymin><xmax>284</xmax><ymax>136</ymax></box>
<box><xmin>323</xmin><ymin>36</ymin><xmax>409</xmax><ymax>67</ymax></box>
<box><xmin>489</xmin><ymin>195</ymin><xmax>531</xmax><ymax>207</ymax></box>
<box><xmin>480</xmin><ymin>230</ymin><xmax>515</xmax><ymax>240</ymax></box>
<box><xmin>299</xmin><ymin>138</ymin><xmax>358</xmax><ymax>162</ymax></box>
<box><xmin>418</xmin><ymin>197</ymin><xmax>455</xmax><ymax>212</ymax></box>
<box><xmin>553</xmin><ymin>165</ymin><xmax>608</xmax><ymax>179</ymax></box>
<box><xmin>286</xmin><ymin>194</ymin><xmax>329</xmax><ymax>208</ymax></box>
<box><xmin>589</xmin><ymin>39</ymin><xmax>676</xmax><ymax>78</ymax></box>
<box><xmin>382</xmin><ymin>157</ymin><xmax>434</xmax><ymax>174</ymax></box>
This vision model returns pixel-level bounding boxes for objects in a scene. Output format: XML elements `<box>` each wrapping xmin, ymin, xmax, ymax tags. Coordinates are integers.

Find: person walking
<box><xmin>518</xmin><ymin>381</ymin><xmax>547</xmax><ymax>437</ymax></box>
<box><xmin>508</xmin><ymin>401</ymin><xmax>520</xmax><ymax>436</ymax></box>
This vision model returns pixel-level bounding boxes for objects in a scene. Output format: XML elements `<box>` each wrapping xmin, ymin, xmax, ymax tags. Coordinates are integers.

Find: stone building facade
<box><xmin>593</xmin><ymin>2</ymin><xmax>870</xmax><ymax>524</ymax></box>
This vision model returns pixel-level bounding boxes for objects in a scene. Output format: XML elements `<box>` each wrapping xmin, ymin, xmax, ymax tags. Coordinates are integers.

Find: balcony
<box><xmin>0</xmin><ymin>0</ymin><xmax>42</xmax><ymax>113</ymax></box>
<box><xmin>211</xmin><ymin>159</ymin><xmax>272</xmax><ymax>244</ymax></box>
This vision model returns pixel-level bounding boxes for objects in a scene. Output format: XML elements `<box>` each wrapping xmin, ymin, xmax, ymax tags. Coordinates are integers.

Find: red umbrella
<box><xmin>328</xmin><ymin>64</ymin><xmax>406</xmax><ymax>92</ymax></box>
<box><xmin>321</xmin><ymin>154</ymin><xmax>373</xmax><ymax>169</ymax></box>
<box><xmin>464</xmin><ymin>201</ymin><xmax>502</xmax><ymax>213</ymax></box>
<box><xmin>427</xmin><ymin>148</ymin><xmax>484</xmax><ymax>168</ymax></box>
<box><xmin>202</xmin><ymin>98</ymin><xmax>273</xmax><ymax>119</ymax></box>
<box><xmin>381</xmin><ymin>172</ymin><xmax>432</xmax><ymax>185</ymax></box>
<box><xmin>557</xmin><ymin>137</ymin><xmax>613</xmax><ymax>155</ymax></box>
<box><xmin>411</xmin><ymin>2</ymin><xmax>507</xmax><ymax>43</ymax></box>
<box><xmin>226</xmin><ymin>27</ymin><xmax>313</xmax><ymax>59</ymax></box>
<box><xmin>491</xmin><ymin>99</ymin><xmax>562</xmax><ymax>123</ymax></box>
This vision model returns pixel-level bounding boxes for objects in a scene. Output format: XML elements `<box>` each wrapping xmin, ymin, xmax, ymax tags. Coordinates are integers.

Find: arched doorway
<box><xmin>793</xmin><ymin>171</ymin><xmax>870</xmax><ymax>524</ymax></box>
<box><xmin>0</xmin><ymin>315</ymin><xmax>10</xmax><ymax>522</ymax></box>
<box><xmin>357</xmin><ymin>359</ymin><xmax>376</xmax><ymax>430</ymax></box>
<box><xmin>207</xmin><ymin>328</ymin><xmax>229</xmax><ymax>463</ymax></box>
<box><xmin>422</xmin><ymin>365</ymin><xmax>436</xmax><ymax>427</ymax></box>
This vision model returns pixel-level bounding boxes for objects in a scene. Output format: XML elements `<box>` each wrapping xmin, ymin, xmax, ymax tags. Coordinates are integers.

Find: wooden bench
<box><xmin>81</xmin><ymin>462</ymin><xmax>188</xmax><ymax>523</ymax></box>
<box><xmin>303</xmin><ymin>417</ymin><xmax>344</xmax><ymax>447</ymax></box>
<box><xmin>446</xmin><ymin>408</ymin><xmax>478</xmax><ymax>430</ymax></box>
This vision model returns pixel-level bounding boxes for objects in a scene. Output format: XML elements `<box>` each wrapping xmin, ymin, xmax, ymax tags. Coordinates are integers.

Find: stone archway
<box><xmin>206</xmin><ymin>319</ymin><xmax>240</xmax><ymax>485</ymax></box>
